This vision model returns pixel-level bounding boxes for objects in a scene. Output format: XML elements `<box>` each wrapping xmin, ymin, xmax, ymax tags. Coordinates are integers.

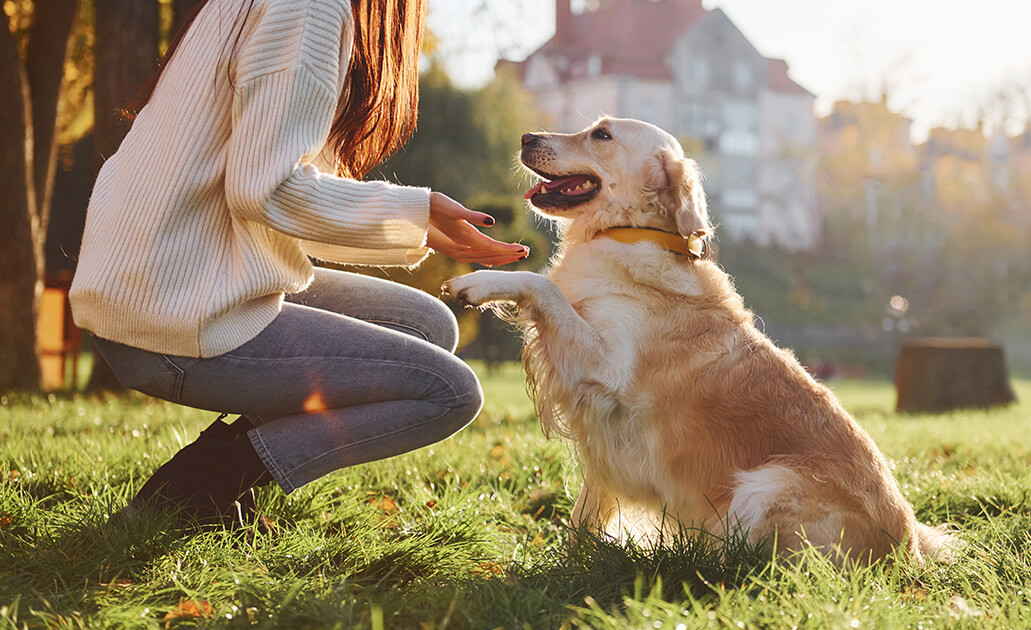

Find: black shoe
<box><xmin>210</xmin><ymin>418</ymin><xmax>278</xmax><ymax>535</ymax></box>
<box><xmin>116</xmin><ymin>414</ymin><xmax>273</xmax><ymax>529</ymax></box>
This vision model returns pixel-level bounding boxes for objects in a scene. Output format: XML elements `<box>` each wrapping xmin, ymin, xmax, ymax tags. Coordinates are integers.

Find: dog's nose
<box><xmin>521</xmin><ymin>133</ymin><xmax>541</xmax><ymax>147</ymax></box>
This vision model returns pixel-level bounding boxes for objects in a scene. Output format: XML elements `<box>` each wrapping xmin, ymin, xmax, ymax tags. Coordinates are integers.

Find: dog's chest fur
<box><xmin>535</xmin><ymin>240</ymin><xmax>702</xmax><ymax>501</ymax></box>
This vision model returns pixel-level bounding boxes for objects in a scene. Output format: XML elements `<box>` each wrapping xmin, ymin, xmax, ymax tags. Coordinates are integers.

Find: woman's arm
<box><xmin>223</xmin><ymin>2</ymin><xmax>526</xmax><ymax>267</ymax></box>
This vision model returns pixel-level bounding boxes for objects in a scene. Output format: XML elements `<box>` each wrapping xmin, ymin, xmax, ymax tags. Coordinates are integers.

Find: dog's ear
<box><xmin>646</xmin><ymin>147</ymin><xmax>711</xmax><ymax>237</ymax></box>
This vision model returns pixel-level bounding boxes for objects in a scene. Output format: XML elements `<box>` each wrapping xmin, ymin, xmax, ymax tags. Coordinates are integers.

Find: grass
<box><xmin>1</xmin><ymin>364</ymin><xmax>1030</xmax><ymax>629</ymax></box>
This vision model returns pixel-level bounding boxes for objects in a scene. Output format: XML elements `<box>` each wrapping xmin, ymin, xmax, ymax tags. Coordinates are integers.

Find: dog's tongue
<box><xmin>525</xmin><ymin>175</ymin><xmax>590</xmax><ymax>200</ymax></box>
<box><xmin>524</xmin><ymin>181</ymin><xmax>545</xmax><ymax>200</ymax></box>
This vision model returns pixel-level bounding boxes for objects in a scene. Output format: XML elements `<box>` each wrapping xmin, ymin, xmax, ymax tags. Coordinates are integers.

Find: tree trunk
<box><xmin>173</xmin><ymin>0</ymin><xmax>206</xmax><ymax>31</ymax></box>
<box><xmin>895</xmin><ymin>338</ymin><xmax>1017</xmax><ymax>413</ymax></box>
<box><xmin>92</xmin><ymin>0</ymin><xmax>159</xmax><ymax>160</ymax></box>
<box><xmin>87</xmin><ymin>0</ymin><xmax>160</xmax><ymax>392</ymax></box>
<box><xmin>0</xmin><ymin>20</ymin><xmax>42</xmax><ymax>391</ymax></box>
<box><xmin>26</xmin><ymin>0</ymin><xmax>78</xmax><ymax>235</ymax></box>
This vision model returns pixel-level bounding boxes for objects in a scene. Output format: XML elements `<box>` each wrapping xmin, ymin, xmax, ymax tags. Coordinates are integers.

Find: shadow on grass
<box><xmin>3</xmin><ymin>501</ymin><xmax>988</xmax><ymax>630</ymax></box>
<box><xmin>456</xmin><ymin>522</ymin><xmax>773</xmax><ymax>629</ymax></box>
<box><xmin>0</xmin><ymin>498</ymin><xmax>208</xmax><ymax>624</ymax></box>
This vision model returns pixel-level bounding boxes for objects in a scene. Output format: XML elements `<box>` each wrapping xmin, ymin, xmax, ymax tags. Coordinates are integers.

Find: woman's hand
<box><xmin>426</xmin><ymin>192</ymin><xmax>529</xmax><ymax>266</ymax></box>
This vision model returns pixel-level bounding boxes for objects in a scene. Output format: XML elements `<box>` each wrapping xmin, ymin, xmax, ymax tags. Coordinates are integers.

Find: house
<box><xmin>501</xmin><ymin>0</ymin><xmax>820</xmax><ymax>250</ymax></box>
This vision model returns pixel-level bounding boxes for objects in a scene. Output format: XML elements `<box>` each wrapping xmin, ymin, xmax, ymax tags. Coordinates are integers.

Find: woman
<box><xmin>69</xmin><ymin>0</ymin><xmax>528</xmax><ymax>528</ymax></box>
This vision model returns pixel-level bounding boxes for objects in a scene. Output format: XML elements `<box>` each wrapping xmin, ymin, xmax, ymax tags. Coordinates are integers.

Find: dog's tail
<box><xmin>915</xmin><ymin>522</ymin><xmax>961</xmax><ymax>562</ymax></box>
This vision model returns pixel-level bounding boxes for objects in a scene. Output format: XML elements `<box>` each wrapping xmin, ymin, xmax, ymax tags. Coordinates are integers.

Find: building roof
<box><xmin>766</xmin><ymin>58</ymin><xmax>813</xmax><ymax>97</ymax></box>
<box><xmin>512</xmin><ymin>0</ymin><xmax>810</xmax><ymax>94</ymax></box>
<box><xmin>543</xmin><ymin>0</ymin><xmax>706</xmax><ymax>80</ymax></box>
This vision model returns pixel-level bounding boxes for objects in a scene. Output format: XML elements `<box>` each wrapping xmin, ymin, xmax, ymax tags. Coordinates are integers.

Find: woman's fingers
<box><xmin>426</xmin><ymin>226</ymin><xmax>528</xmax><ymax>266</ymax></box>
<box><xmin>426</xmin><ymin>230</ymin><xmax>525</xmax><ymax>265</ymax></box>
<box><xmin>427</xmin><ymin>192</ymin><xmax>529</xmax><ymax>265</ymax></box>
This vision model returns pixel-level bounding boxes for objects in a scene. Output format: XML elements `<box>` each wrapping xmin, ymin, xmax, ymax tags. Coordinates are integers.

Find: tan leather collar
<box><xmin>595</xmin><ymin>227</ymin><xmax>706</xmax><ymax>260</ymax></box>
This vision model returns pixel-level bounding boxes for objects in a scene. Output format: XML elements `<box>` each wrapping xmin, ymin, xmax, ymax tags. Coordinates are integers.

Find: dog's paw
<box><xmin>442</xmin><ymin>270</ymin><xmax>528</xmax><ymax>307</ymax></box>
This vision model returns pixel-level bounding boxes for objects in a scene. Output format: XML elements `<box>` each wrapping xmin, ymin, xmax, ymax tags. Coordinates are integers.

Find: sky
<box><xmin>426</xmin><ymin>0</ymin><xmax>1031</xmax><ymax>140</ymax></box>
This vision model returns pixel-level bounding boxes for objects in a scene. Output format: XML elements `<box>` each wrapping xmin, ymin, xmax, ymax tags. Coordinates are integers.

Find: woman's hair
<box><xmin>126</xmin><ymin>0</ymin><xmax>425</xmax><ymax>179</ymax></box>
<box><xmin>336</xmin><ymin>0</ymin><xmax>424</xmax><ymax>178</ymax></box>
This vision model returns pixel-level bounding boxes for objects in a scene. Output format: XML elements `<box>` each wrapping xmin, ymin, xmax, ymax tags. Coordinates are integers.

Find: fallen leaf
<box><xmin>370</xmin><ymin>495</ymin><xmax>398</xmax><ymax>514</ymax></box>
<box><xmin>473</xmin><ymin>562</ymin><xmax>505</xmax><ymax>579</ymax></box>
<box><xmin>902</xmin><ymin>586</ymin><xmax>929</xmax><ymax>601</ymax></box>
<box><xmin>164</xmin><ymin>599</ymin><xmax>214</xmax><ymax>626</ymax></box>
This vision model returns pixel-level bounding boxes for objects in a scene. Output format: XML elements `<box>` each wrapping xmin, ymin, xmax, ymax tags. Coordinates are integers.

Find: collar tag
<box><xmin>686</xmin><ymin>232</ymin><xmax>705</xmax><ymax>259</ymax></box>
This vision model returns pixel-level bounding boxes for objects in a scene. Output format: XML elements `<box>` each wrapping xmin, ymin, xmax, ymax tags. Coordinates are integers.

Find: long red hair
<box><xmin>126</xmin><ymin>0</ymin><xmax>425</xmax><ymax>179</ymax></box>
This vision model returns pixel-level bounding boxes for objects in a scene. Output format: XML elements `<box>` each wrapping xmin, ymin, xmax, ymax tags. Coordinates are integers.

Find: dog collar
<box><xmin>595</xmin><ymin>227</ymin><xmax>706</xmax><ymax>260</ymax></box>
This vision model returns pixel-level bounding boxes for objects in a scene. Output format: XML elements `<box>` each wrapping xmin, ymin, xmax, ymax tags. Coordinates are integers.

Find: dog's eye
<box><xmin>591</xmin><ymin>127</ymin><xmax>612</xmax><ymax>141</ymax></box>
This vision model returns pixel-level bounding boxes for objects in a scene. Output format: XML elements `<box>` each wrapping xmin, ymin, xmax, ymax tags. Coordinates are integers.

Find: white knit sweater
<box><xmin>69</xmin><ymin>0</ymin><xmax>431</xmax><ymax>358</ymax></box>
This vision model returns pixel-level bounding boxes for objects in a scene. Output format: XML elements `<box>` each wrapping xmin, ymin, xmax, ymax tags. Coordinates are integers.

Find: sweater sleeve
<box><xmin>223</xmin><ymin>3</ymin><xmax>430</xmax><ymax>266</ymax></box>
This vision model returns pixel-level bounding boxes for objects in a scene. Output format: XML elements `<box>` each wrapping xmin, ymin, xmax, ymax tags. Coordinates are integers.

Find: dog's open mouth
<box><xmin>524</xmin><ymin>172</ymin><xmax>601</xmax><ymax>209</ymax></box>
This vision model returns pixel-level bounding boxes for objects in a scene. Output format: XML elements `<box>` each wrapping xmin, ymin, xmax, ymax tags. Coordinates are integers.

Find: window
<box><xmin>587</xmin><ymin>55</ymin><xmax>602</xmax><ymax>77</ymax></box>
<box><xmin>723</xmin><ymin>155</ymin><xmax>757</xmax><ymax>193</ymax></box>
<box><xmin>723</xmin><ymin>189</ymin><xmax>758</xmax><ymax>209</ymax></box>
<box><xmin>692</xmin><ymin>58</ymin><xmax>709</xmax><ymax>87</ymax></box>
<box><xmin>680</xmin><ymin>100</ymin><xmax>718</xmax><ymax>139</ymax></box>
<box><xmin>724</xmin><ymin>100</ymin><xmax>757</xmax><ymax>131</ymax></box>
<box><xmin>721</xmin><ymin>133</ymin><xmax>759</xmax><ymax>156</ymax></box>
<box><xmin>721</xmin><ymin>100</ymin><xmax>759</xmax><ymax>156</ymax></box>
<box><xmin>733</xmin><ymin>61</ymin><xmax>752</xmax><ymax>89</ymax></box>
<box><xmin>525</xmin><ymin>57</ymin><xmax>552</xmax><ymax>89</ymax></box>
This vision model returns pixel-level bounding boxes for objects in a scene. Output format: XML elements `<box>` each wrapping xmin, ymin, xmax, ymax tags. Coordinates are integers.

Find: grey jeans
<box><xmin>92</xmin><ymin>268</ymin><xmax>483</xmax><ymax>493</ymax></box>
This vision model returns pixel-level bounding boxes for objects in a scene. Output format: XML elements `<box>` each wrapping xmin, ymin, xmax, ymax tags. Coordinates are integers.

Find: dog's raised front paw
<box><xmin>442</xmin><ymin>270</ymin><xmax>530</xmax><ymax>307</ymax></box>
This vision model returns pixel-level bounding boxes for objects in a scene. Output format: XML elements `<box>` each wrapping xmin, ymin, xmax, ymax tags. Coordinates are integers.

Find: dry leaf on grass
<box><xmin>164</xmin><ymin>599</ymin><xmax>214</xmax><ymax>626</ymax></box>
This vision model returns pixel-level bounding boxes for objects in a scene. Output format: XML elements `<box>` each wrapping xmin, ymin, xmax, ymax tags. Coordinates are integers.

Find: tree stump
<box><xmin>895</xmin><ymin>338</ymin><xmax>1016</xmax><ymax>413</ymax></box>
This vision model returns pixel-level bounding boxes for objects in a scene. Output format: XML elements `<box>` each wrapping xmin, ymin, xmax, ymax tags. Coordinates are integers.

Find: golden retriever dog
<box><xmin>443</xmin><ymin>117</ymin><xmax>951</xmax><ymax>565</ymax></box>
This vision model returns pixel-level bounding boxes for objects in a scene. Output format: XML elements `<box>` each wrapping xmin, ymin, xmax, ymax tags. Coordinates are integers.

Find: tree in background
<box><xmin>0</xmin><ymin>0</ymin><xmax>79</xmax><ymax>391</ymax></box>
<box><xmin>818</xmin><ymin>97</ymin><xmax>1031</xmax><ymax>339</ymax></box>
<box><xmin>92</xmin><ymin>0</ymin><xmax>158</xmax><ymax>165</ymax></box>
<box><xmin>172</xmin><ymin>0</ymin><xmax>203</xmax><ymax>30</ymax></box>
<box><xmin>915</xmin><ymin>127</ymin><xmax>1027</xmax><ymax>336</ymax></box>
<box><xmin>0</xmin><ymin>0</ymin><xmax>184</xmax><ymax>392</ymax></box>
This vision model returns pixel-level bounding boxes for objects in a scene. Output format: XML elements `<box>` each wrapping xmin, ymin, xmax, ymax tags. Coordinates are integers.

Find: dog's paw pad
<box><xmin>442</xmin><ymin>276</ymin><xmax>484</xmax><ymax>307</ymax></box>
<box><xmin>443</xmin><ymin>271</ymin><xmax>512</xmax><ymax>307</ymax></box>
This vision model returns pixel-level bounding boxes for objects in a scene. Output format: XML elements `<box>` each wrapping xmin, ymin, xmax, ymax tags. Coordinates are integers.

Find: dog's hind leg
<box><xmin>728</xmin><ymin>464</ymin><xmax>909</xmax><ymax>564</ymax></box>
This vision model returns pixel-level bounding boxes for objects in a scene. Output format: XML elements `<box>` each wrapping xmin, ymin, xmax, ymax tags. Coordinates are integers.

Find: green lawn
<box><xmin>1</xmin><ymin>366</ymin><xmax>1030</xmax><ymax>629</ymax></box>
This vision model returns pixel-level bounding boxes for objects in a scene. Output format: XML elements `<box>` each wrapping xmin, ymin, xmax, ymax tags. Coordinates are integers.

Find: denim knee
<box><xmin>421</xmin><ymin>299</ymin><xmax>461</xmax><ymax>352</ymax></box>
<box><xmin>431</xmin><ymin>358</ymin><xmax>484</xmax><ymax>439</ymax></box>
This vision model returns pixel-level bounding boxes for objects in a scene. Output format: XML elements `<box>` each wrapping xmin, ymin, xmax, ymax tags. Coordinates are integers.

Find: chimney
<box><xmin>556</xmin><ymin>0</ymin><xmax>572</xmax><ymax>40</ymax></box>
